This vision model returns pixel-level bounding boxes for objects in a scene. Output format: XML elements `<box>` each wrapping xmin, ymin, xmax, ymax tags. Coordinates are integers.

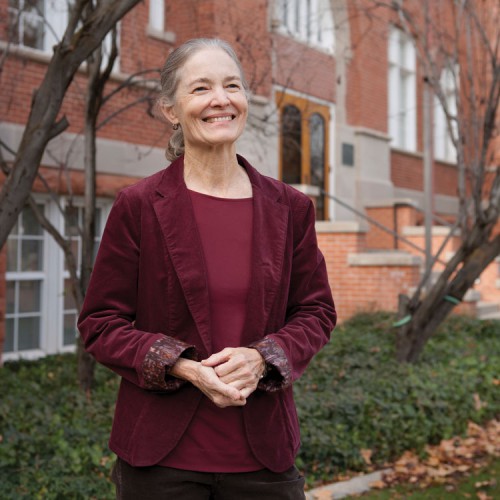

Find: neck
<box><xmin>183</xmin><ymin>146</ymin><xmax>249</xmax><ymax>197</ymax></box>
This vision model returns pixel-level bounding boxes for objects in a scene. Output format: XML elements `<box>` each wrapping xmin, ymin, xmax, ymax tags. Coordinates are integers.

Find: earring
<box><xmin>172</xmin><ymin>123</ymin><xmax>180</xmax><ymax>130</ymax></box>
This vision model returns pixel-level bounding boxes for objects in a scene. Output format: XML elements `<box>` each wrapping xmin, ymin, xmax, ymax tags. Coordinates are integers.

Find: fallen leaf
<box><xmin>360</xmin><ymin>448</ymin><xmax>372</xmax><ymax>465</ymax></box>
<box><xmin>369</xmin><ymin>480</ymin><xmax>386</xmax><ymax>489</ymax></box>
<box><xmin>473</xmin><ymin>393</ymin><xmax>484</xmax><ymax>411</ymax></box>
<box><xmin>476</xmin><ymin>492</ymin><xmax>492</xmax><ymax>500</ymax></box>
<box><xmin>313</xmin><ymin>490</ymin><xmax>332</xmax><ymax>500</ymax></box>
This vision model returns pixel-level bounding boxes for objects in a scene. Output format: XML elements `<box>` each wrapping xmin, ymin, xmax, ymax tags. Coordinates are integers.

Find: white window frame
<box><xmin>58</xmin><ymin>200</ymin><xmax>108</xmax><ymax>353</ymax></box>
<box><xmin>275</xmin><ymin>0</ymin><xmax>335</xmax><ymax>53</ymax></box>
<box><xmin>388</xmin><ymin>27</ymin><xmax>417</xmax><ymax>151</ymax></box>
<box><xmin>148</xmin><ymin>0</ymin><xmax>165</xmax><ymax>33</ymax></box>
<box><xmin>146</xmin><ymin>0</ymin><xmax>175</xmax><ymax>43</ymax></box>
<box><xmin>3</xmin><ymin>196</ymin><xmax>111</xmax><ymax>361</ymax></box>
<box><xmin>5</xmin><ymin>200</ymin><xmax>49</xmax><ymax>360</ymax></box>
<box><xmin>434</xmin><ymin>65</ymin><xmax>458</xmax><ymax>163</ymax></box>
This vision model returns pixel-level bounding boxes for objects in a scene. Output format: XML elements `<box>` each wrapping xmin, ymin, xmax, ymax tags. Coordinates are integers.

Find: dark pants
<box><xmin>112</xmin><ymin>458</ymin><xmax>306</xmax><ymax>500</ymax></box>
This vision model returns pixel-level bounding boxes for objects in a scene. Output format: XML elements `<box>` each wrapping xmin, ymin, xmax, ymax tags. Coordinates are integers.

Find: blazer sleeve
<box><xmin>77</xmin><ymin>191</ymin><xmax>198</xmax><ymax>392</ymax></box>
<box><xmin>250</xmin><ymin>197</ymin><xmax>336</xmax><ymax>391</ymax></box>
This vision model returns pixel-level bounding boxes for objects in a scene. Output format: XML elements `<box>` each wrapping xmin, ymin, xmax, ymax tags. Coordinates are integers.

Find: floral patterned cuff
<box><xmin>142</xmin><ymin>336</ymin><xmax>198</xmax><ymax>391</ymax></box>
<box><xmin>249</xmin><ymin>336</ymin><xmax>291</xmax><ymax>392</ymax></box>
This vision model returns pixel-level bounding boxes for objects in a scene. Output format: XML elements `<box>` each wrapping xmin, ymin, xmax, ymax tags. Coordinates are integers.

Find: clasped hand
<box><xmin>173</xmin><ymin>347</ymin><xmax>265</xmax><ymax>408</ymax></box>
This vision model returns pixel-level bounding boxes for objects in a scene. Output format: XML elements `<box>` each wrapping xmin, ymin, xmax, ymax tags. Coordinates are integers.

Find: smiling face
<box><xmin>164</xmin><ymin>47</ymin><xmax>248</xmax><ymax>154</ymax></box>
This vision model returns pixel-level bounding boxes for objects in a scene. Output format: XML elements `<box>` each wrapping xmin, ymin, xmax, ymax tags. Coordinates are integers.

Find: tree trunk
<box><xmin>396</xmin><ymin>231</ymin><xmax>500</xmax><ymax>362</ymax></box>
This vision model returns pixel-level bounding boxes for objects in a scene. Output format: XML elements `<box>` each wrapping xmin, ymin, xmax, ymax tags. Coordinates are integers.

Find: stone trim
<box><xmin>348</xmin><ymin>251</ymin><xmax>421</xmax><ymax>266</ymax></box>
<box><xmin>402</xmin><ymin>226</ymin><xmax>460</xmax><ymax>237</ymax></box>
<box><xmin>315</xmin><ymin>221</ymin><xmax>367</xmax><ymax>233</ymax></box>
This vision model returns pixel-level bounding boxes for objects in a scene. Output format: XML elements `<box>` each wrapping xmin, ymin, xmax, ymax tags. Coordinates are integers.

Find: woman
<box><xmin>78</xmin><ymin>38</ymin><xmax>336</xmax><ymax>499</ymax></box>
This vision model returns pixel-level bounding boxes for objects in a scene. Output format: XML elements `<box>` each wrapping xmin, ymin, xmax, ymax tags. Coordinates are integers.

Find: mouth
<box><xmin>203</xmin><ymin>115</ymin><xmax>235</xmax><ymax>123</ymax></box>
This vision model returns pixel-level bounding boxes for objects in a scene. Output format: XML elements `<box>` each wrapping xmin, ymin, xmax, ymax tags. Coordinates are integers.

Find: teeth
<box><xmin>205</xmin><ymin>116</ymin><xmax>233</xmax><ymax>123</ymax></box>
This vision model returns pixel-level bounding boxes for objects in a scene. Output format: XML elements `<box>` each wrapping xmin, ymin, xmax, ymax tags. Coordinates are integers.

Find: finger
<box><xmin>196</xmin><ymin>365</ymin><xmax>243</xmax><ymax>402</ymax></box>
<box><xmin>213</xmin><ymin>359</ymin><xmax>241</xmax><ymax>379</ymax></box>
<box><xmin>201</xmin><ymin>349</ymin><xmax>233</xmax><ymax>367</ymax></box>
<box><xmin>213</xmin><ymin>396</ymin><xmax>247</xmax><ymax>408</ymax></box>
<box><xmin>216</xmin><ymin>360</ymin><xmax>256</xmax><ymax>383</ymax></box>
<box><xmin>206</xmin><ymin>373</ymin><xmax>243</xmax><ymax>401</ymax></box>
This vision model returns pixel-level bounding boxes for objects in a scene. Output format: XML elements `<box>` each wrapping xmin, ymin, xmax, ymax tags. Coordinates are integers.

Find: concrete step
<box><xmin>477</xmin><ymin>301</ymin><xmax>500</xmax><ymax>319</ymax></box>
<box><xmin>479</xmin><ymin>310</ymin><xmax>500</xmax><ymax>321</ymax></box>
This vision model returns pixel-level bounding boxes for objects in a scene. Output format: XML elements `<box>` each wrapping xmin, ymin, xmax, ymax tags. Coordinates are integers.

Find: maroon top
<box><xmin>160</xmin><ymin>189</ymin><xmax>262</xmax><ymax>472</ymax></box>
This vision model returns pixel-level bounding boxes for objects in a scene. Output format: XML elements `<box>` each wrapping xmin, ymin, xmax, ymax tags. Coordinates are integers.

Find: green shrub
<box><xmin>0</xmin><ymin>355</ymin><xmax>118</xmax><ymax>499</ymax></box>
<box><xmin>295</xmin><ymin>313</ymin><xmax>500</xmax><ymax>486</ymax></box>
<box><xmin>0</xmin><ymin>314</ymin><xmax>498</xmax><ymax>495</ymax></box>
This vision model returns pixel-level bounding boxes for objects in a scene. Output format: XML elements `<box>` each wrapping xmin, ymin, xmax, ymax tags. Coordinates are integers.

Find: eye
<box><xmin>227</xmin><ymin>83</ymin><xmax>241</xmax><ymax>91</ymax></box>
<box><xmin>193</xmin><ymin>86</ymin><xmax>208</xmax><ymax>93</ymax></box>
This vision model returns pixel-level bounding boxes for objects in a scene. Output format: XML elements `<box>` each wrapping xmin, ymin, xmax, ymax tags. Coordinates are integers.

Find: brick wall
<box><xmin>317</xmin><ymin>228</ymin><xmax>421</xmax><ymax>322</ymax></box>
<box><xmin>272</xmin><ymin>34</ymin><xmax>336</xmax><ymax>103</ymax></box>
<box><xmin>345</xmin><ymin>0</ymin><xmax>389</xmax><ymax>132</ymax></box>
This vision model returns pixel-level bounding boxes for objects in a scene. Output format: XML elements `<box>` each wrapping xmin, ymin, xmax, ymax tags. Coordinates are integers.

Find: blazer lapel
<box><xmin>152</xmin><ymin>159</ymin><xmax>212</xmax><ymax>354</ymax></box>
<box><xmin>240</xmin><ymin>158</ymin><xmax>289</xmax><ymax>345</ymax></box>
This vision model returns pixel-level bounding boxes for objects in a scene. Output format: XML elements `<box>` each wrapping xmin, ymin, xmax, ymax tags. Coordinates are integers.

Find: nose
<box><xmin>210</xmin><ymin>86</ymin><xmax>230</xmax><ymax>106</ymax></box>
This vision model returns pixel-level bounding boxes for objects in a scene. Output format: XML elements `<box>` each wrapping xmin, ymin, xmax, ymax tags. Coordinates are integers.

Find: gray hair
<box><xmin>158</xmin><ymin>38</ymin><xmax>249</xmax><ymax>161</ymax></box>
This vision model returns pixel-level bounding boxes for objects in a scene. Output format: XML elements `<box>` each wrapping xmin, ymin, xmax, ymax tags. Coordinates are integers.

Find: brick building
<box><xmin>1</xmin><ymin>0</ymin><xmax>498</xmax><ymax>360</ymax></box>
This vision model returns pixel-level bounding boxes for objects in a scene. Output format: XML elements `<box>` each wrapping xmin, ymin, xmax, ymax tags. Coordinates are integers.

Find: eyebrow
<box><xmin>187</xmin><ymin>75</ymin><xmax>242</xmax><ymax>86</ymax></box>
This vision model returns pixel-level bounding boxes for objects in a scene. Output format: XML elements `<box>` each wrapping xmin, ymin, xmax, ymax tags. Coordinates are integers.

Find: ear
<box><xmin>159</xmin><ymin>98</ymin><xmax>178</xmax><ymax>125</ymax></box>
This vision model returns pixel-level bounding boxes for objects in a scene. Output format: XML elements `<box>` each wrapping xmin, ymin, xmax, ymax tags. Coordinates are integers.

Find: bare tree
<box><xmin>0</xmin><ymin>0</ymin><xmax>163</xmax><ymax>391</ymax></box>
<box><xmin>356</xmin><ymin>0</ymin><xmax>499</xmax><ymax>362</ymax></box>
<box><xmin>0</xmin><ymin>0</ymin><xmax>142</xmax><ymax>249</ymax></box>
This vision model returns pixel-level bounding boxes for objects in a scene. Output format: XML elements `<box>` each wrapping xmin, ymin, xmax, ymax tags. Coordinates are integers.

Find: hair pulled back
<box><xmin>159</xmin><ymin>38</ymin><xmax>249</xmax><ymax>161</ymax></box>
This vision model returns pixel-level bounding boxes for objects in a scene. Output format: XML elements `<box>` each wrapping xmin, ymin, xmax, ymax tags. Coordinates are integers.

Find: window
<box><xmin>281</xmin><ymin>105</ymin><xmax>302</xmax><ymax>184</ymax></box>
<box><xmin>277</xmin><ymin>0</ymin><xmax>334</xmax><ymax>52</ymax></box>
<box><xmin>62</xmin><ymin>204</ymin><xmax>103</xmax><ymax>347</ymax></box>
<box><xmin>148</xmin><ymin>0</ymin><xmax>165</xmax><ymax>33</ymax></box>
<box><xmin>278</xmin><ymin>92</ymin><xmax>331</xmax><ymax>220</ymax></box>
<box><xmin>8</xmin><ymin>0</ymin><xmax>70</xmax><ymax>52</ymax></box>
<box><xmin>434</xmin><ymin>66</ymin><xmax>458</xmax><ymax>163</ymax></box>
<box><xmin>388</xmin><ymin>27</ymin><xmax>416</xmax><ymax>150</ymax></box>
<box><xmin>7</xmin><ymin>0</ymin><xmax>118</xmax><ymax>68</ymax></box>
<box><xmin>309</xmin><ymin>113</ymin><xmax>326</xmax><ymax>220</ymax></box>
<box><xmin>8</xmin><ymin>0</ymin><xmax>45</xmax><ymax>50</ymax></box>
<box><xmin>3</xmin><ymin>198</ymin><xmax>110</xmax><ymax>359</ymax></box>
<box><xmin>5</xmin><ymin>204</ymin><xmax>46</xmax><ymax>353</ymax></box>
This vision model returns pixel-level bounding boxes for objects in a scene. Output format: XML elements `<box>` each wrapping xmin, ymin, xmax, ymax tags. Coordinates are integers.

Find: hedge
<box><xmin>0</xmin><ymin>313</ymin><xmax>498</xmax><ymax>497</ymax></box>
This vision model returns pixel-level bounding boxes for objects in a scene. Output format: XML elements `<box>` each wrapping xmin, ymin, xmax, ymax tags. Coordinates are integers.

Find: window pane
<box><xmin>64</xmin><ymin>279</ymin><xmax>76</xmax><ymax>310</ymax></box>
<box><xmin>282</xmin><ymin>105</ymin><xmax>302</xmax><ymax>184</ymax></box>
<box><xmin>22</xmin><ymin>13</ymin><xmax>44</xmax><ymax>48</ymax></box>
<box><xmin>18</xmin><ymin>316</ymin><xmax>41</xmax><ymax>350</ymax></box>
<box><xmin>4</xmin><ymin>319</ymin><xmax>15</xmax><ymax>353</ymax></box>
<box><xmin>6</xmin><ymin>281</ymin><xmax>16</xmax><ymax>314</ymax></box>
<box><xmin>19</xmin><ymin>280</ymin><xmax>41</xmax><ymax>313</ymax></box>
<box><xmin>65</xmin><ymin>206</ymin><xmax>80</xmax><ymax>236</ymax></box>
<box><xmin>63</xmin><ymin>313</ymin><xmax>77</xmax><ymax>346</ymax></box>
<box><xmin>95</xmin><ymin>208</ymin><xmax>102</xmax><ymax>234</ymax></box>
<box><xmin>310</xmin><ymin>113</ymin><xmax>325</xmax><ymax>185</ymax></box>
<box><xmin>22</xmin><ymin>205</ymin><xmax>43</xmax><ymax>236</ymax></box>
<box><xmin>21</xmin><ymin>239</ymin><xmax>43</xmax><ymax>271</ymax></box>
<box><xmin>309</xmin><ymin>113</ymin><xmax>326</xmax><ymax>220</ymax></box>
<box><xmin>6</xmin><ymin>239</ymin><xmax>18</xmax><ymax>272</ymax></box>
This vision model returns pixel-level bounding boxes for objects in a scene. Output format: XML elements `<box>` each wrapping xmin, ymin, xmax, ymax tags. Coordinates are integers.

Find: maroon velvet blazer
<box><xmin>78</xmin><ymin>155</ymin><xmax>336</xmax><ymax>473</ymax></box>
